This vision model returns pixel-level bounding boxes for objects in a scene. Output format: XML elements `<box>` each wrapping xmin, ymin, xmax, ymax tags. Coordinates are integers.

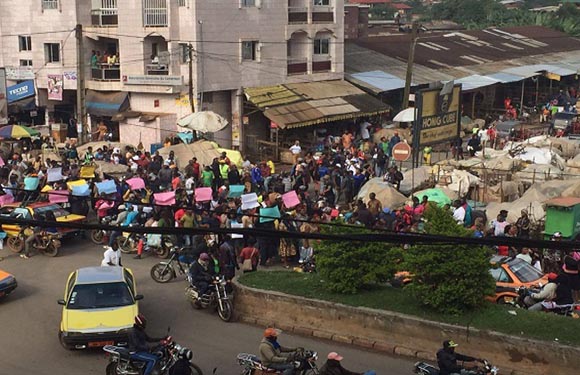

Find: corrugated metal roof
<box><xmin>486</xmin><ymin>72</ymin><xmax>525</xmax><ymax>83</ymax></box>
<box><xmin>286</xmin><ymin>80</ymin><xmax>364</xmax><ymax>100</ymax></box>
<box><xmin>349</xmin><ymin>70</ymin><xmax>409</xmax><ymax>93</ymax></box>
<box><xmin>243</xmin><ymin>85</ymin><xmax>303</xmax><ymax>109</ymax></box>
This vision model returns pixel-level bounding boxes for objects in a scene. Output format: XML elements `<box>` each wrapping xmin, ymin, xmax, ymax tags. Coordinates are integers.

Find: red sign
<box><xmin>392</xmin><ymin>142</ymin><xmax>412</xmax><ymax>162</ymax></box>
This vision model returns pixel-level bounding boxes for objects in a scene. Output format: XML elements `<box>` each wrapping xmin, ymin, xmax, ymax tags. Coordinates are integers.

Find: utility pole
<box><xmin>188</xmin><ymin>43</ymin><xmax>194</xmax><ymax>113</ymax></box>
<box><xmin>75</xmin><ymin>24</ymin><xmax>86</xmax><ymax>144</ymax></box>
<box><xmin>402</xmin><ymin>21</ymin><xmax>419</xmax><ymax>109</ymax></box>
<box><xmin>198</xmin><ymin>20</ymin><xmax>204</xmax><ymax>111</ymax></box>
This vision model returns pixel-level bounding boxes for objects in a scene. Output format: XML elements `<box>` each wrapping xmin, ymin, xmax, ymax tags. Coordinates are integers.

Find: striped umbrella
<box><xmin>0</xmin><ymin>125</ymin><xmax>40</xmax><ymax>139</ymax></box>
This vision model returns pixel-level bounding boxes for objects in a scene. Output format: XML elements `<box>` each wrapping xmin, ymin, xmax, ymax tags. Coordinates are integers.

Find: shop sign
<box><xmin>123</xmin><ymin>75</ymin><xmax>183</xmax><ymax>86</ymax></box>
<box><xmin>5</xmin><ymin>66</ymin><xmax>35</xmax><ymax>80</ymax></box>
<box><xmin>7</xmin><ymin>80</ymin><xmax>35</xmax><ymax>103</ymax></box>
<box><xmin>413</xmin><ymin>84</ymin><xmax>462</xmax><ymax>148</ymax></box>
<box><xmin>63</xmin><ymin>71</ymin><xmax>77</xmax><ymax>81</ymax></box>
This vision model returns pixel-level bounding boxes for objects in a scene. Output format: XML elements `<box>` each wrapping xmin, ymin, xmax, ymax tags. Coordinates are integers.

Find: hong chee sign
<box><xmin>7</xmin><ymin>80</ymin><xmax>35</xmax><ymax>103</ymax></box>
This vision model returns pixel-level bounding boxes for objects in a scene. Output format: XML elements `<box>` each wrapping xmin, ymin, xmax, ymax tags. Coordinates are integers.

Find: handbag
<box><xmin>242</xmin><ymin>249</ymin><xmax>256</xmax><ymax>271</ymax></box>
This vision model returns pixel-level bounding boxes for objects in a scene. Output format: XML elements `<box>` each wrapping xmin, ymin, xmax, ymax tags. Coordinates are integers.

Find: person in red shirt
<box><xmin>239</xmin><ymin>238</ymin><xmax>260</xmax><ymax>272</ymax></box>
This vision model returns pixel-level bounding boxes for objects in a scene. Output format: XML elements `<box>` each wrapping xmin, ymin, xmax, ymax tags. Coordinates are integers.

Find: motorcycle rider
<box><xmin>259</xmin><ymin>328</ymin><xmax>300</xmax><ymax>375</ymax></box>
<box><xmin>436</xmin><ymin>340</ymin><xmax>483</xmax><ymax>375</ymax></box>
<box><xmin>319</xmin><ymin>352</ymin><xmax>375</xmax><ymax>375</ymax></box>
<box><xmin>523</xmin><ymin>273</ymin><xmax>558</xmax><ymax>311</ymax></box>
<box><xmin>101</xmin><ymin>241</ymin><xmax>122</xmax><ymax>267</ymax></box>
<box><xmin>128</xmin><ymin>314</ymin><xmax>165</xmax><ymax>375</ymax></box>
<box><xmin>21</xmin><ymin>212</ymin><xmax>58</xmax><ymax>259</ymax></box>
<box><xmin>188</xmin><ymin>252</ymin><xmax>215</xmax><ymax>304</ymax></box>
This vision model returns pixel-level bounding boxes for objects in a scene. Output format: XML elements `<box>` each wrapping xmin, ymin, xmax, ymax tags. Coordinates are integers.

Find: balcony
<box><xmin>312</xmin><ymin>6</ymin><xmax>334</xmax><ymax>23</ymax></box>
<box><xmin>91</xmin><ymin>0</ymin><xmax>118</xmax><ymax>26</ymax></box>
<box><xmin>91</xmin><ymin>64</ymin><xmax>121</xmax><ymax>81</ymax></box>
<box><xmin>312</xmin><ymin>55</ymin><xmax>331</xmax><ymax>72</ymax></box>
<box><xmin>287</xmin><ymin>57</ymin><xmax>308</xmax><ymax>75</ymax></box>
<box><xmin>288</xmin><ymin>7</ymin><xmax>308</xmax><ymax>24</ymax></box>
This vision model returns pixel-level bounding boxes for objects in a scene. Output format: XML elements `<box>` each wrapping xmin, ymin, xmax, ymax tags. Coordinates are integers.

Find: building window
<box><xmin>314</xmin><ymin>0</ymin><xmax>330</xmax><ymax>5</ymax></box>
<box><xmin>19</xmin><ymin>36</ymin><xmax>32</xmax><ymax>51</ymax></box>
<box><xmin>20</xmin><ymin>60</ymin><xmax>33</xmax><ymax>67</ymax></box>
<box><xmin>42</xmin><ymin>0</ymin><xmax>59</xmax><ymax>10</ymax></box>
<box><xmin>314</xmin><ymin>38</ymin><xmax>329</xmax><ymax>55</ymax></box>
<box><xmin>178</xmin><ymin>0</ymin><xmax>186</xmax><ymax>6</ymax></box>
<box><xmin>143</xmin><ymin>0</ymin><xmax>168</xmax><ymax>27</ymax></box>
<box><xmin>241</xmin><ymin>0</ymin><xmax>256</xmax><ymax>7</ymax></box>
<box><xmin>44</xmin><ymin>43</ymin><xmax>60</xmax><ymax>63</ymax></box>
<box><xmin>241</xmin><ymin>41</ymin><xmax>258</xmax><ymax>61</ymax></box>
<box><xmin>180</xmin><ymin>43</ymin><xmax>190</xmax><ymax>63</ymax></box>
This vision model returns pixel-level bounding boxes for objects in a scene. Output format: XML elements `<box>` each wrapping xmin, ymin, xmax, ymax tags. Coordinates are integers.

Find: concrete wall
<box><xmin>234</xmin><ymin>282</ymin><xmax>580</xmax><ymax>375</ymax></box>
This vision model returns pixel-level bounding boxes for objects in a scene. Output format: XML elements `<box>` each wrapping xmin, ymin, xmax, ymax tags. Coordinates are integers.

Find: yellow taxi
<box><xmin>0</xmin><ymin>202</ymin><xmax>86</xmax><ymax>237</ymax></box>
<box><xmin>58</xmin><ymin>267</ymin><xmax>143</xmax><ymax>350</ymax></box>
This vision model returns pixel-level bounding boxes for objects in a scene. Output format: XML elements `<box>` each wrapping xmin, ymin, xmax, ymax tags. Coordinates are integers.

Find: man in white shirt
<box><xmin>289</xmin><ymin>140</ymin><xmax>302</xmax><ymax>164</ymax></box>
<box><xmin>360</xmin><ymin>121</ymin><xmax>371</xmax><ymax>141</ymax></box>
<box><xmin>516</xmin><ymin>247</ymin><xmax>533</xmax><ymax>264</ymax></box>
<box><xmin>101</xmin><ymin>242</ymin><xmax>122</xmax><ymax>266</ymax></box>
<box><xmin>452</xmin><ymin>200</ymin><xmax>466</xmax><ymax>225</ymax></box>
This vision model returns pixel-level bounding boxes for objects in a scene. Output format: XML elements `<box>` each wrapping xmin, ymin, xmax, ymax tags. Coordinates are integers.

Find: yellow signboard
<box><xmin>415</xmin><ymin>85</ymin><xmax>462</xmax><ymax>147</ymax></box>
<box><xmin>544</xmin><ymin>72</ymin><xmax>561</xmax><ymax>81</ymax></box>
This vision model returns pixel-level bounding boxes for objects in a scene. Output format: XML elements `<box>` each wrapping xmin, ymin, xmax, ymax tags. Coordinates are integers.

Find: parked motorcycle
<box><xmin>186</xmin><ymin>274</ymin><xmax>233</xmax><ymax>322</ymax></box>
<box><xmin>90</xmin><ymin>215</ymin><xmax>115</xmax><ymax>245</ymax></box>
<box><xmin>7</xmin><ymin>228</ymin><xmax>61</xmax><ymax>257</ymax></box>
<box><xmin>516</xmin><ymin>286</ymin><xmax>579</xmax><ymax>317</ymax></box>
<box><xmin>151</xmin><ymin>247</ymin><xmax>195</xmax><ymax>283</ymax></box>
<box><xmin>103</xmin><ymin>337</ymin><xmax>203</xmax><ymax>375</ymax></box>
<box><xmin>237</xmin><ymin>349</ymin><xmax>320</xmax><ymax>375</ymax></box>
<box><xmin>414</xmin><ymin>359</ymin><xmax>498</xmax><ymax>375</ymax></box>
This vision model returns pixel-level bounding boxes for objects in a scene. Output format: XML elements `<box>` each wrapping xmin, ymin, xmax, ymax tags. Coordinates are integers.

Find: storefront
<box><xmin>6</xmin><ymin>80</ymin><xmax>44</xmax><ymax>126</ymax></box>
<box><xmin>86</xmin><ymin>90</ymin><xmax>130</xmax><ymax>141</ymax></box>
<box><xmin>244</xmin><ymin>80</ymin><xmax>390</xmax><ymax>161</ymax></box>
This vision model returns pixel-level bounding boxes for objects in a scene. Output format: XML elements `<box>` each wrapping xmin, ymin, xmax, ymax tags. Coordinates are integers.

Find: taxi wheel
<box><xmin>58</xmin><ymin>331</ymin><xmax>72</xmax><ymax>350</ymax></box>
<box><xmin>497</xmin><ymin>296</ymin><xmax>514</xmax><ymax>305</ymax></box>
<box><xmin>7</xmin><ymin>237</ymin><xmax>23</xmax><ymax>253</ymax></box>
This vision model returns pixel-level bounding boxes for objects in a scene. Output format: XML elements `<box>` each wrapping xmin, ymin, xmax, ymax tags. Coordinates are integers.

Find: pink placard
<box><xmin>48</xmin><ymin>190</ymin><xmax>69</xmax><ymax>204</ymax></box>
<box><xmin>0</xmin><ymin>156</ymin><xmax>4</xmax><ymax>167</ymax></box>
<box><xmin>0</xmin><ymin>194</ymin><xmax>14</xmax><ymax>205</ymax></box>
<box><xmin>126</xmin><ymin>177</ymin><xmax>146</xmax><ymax>191</ymax></box>
<box><xmin>154</xmin><ymin>191</ymin><xmax>176</xmax><ymax>206</ymax></box>
<box><xmin>195</xmin><ymin>187</ymin><xmax>213</xmax><ymax>202</ymax></box>
<box><xmin>282</xmin><ymin>190</ymin><xmax>301</xmax><ymax>209</ymax></box>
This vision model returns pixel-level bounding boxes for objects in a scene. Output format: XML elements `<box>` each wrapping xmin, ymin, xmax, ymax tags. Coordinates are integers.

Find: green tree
<box><xmin>369</xmin><ymin>4</ymin><xmax>396</xmax><ymax>20</ymax></box>
<box><xmin>317</xmin><ymin>225</ymin><xmax>403</xmax><ymax>294</ymax></box>
<box><xmin>403</xmin><ymin>206</ymin><xmax>494</xmax><ymax>314</ymax></box>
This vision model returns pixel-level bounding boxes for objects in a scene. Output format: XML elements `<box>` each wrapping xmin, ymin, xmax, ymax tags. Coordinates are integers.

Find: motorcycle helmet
<box><xmin>199</xmin><ymin>253</ymin><xmax>210</xmax><ymax>261</ymax></box>
<box><xmin>179</xmin><ymin>347</ymin><xmax>193</xmax><ymax>361</ymax></box>
<box><xmin>134</xmin><ymin>313</ymin><xmax>147</xmax><ymax>329</ymax></box>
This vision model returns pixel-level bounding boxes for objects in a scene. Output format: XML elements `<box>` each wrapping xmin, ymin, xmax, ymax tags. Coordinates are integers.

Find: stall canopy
<box><xmin>245</xmin><ymin>80</ymin><xmax>390</xmax><ymax>129</ymax></box>
<box><xmin>86</xmin><ymin>90</ymin><xmax>130</xmax><ymax>117</ymax></box>
<box><xmin>348</xmin><ymin>71</ymin><xmax>411</xmax><ymax>94</ymax></box>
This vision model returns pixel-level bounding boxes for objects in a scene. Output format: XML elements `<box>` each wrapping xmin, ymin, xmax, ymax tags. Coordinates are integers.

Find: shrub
<box><xmin>317</xmin><ymin>225</ymin><xmax>403</xmax><ymax>294</ymax></box>
<box><xmin>404</xmin><ymin>205</ymin><xmax>495</xmax><ymax>314</ymax></box>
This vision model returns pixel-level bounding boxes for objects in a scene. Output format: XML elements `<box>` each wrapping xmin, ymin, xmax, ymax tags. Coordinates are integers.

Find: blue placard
<box><xmin>71</xmin><ymin>184</ymin><xmax>90</xmax><ymax>197</ymax></box>
<box><xmin>24</xmin><ymin>176</ymin><xmax>39</xmax><ymax>191</ymax></box>
<box><xmin>228</xmin><ymin>185</ymin><xmax>245</xmax><ymax>198</ymax></box>
<box><xmin>7</xmin><ymin>80</ymin><xmax>35</xmax><ymax>103</ymax></box>
<box><xmin>96</xmin><ymin>180</ymin><xmax>117</xmax><ymax>195</ymax></box>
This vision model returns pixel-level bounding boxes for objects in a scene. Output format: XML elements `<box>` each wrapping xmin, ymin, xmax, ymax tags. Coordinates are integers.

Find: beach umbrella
<box><xmin>0</xmin><ymin>125</ymin><xmax>40</xmax><ymax>139</ymax></box>
<box><xmin>414</xmin><ymin>188</ymin><xmax>453</xmax><ymax>207</ymax></box>
<box><xmin>177</xmin><ymin>111</ymin><xmax>228</xmax><ymax>133</ymax></box>
<box><xmin>393</xmin><ymin>108</ymin><xmax>417</xmax><ymax>122</ymax></box>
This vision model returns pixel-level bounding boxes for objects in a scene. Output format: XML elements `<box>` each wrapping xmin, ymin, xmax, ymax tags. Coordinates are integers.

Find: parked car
<box><xmin>393</xmin><ymin>255</ymin><xmax>548</xmax><ymax>304</ymax></box>
<box><xmin>0</xmin><ymin>269</ymin><xmax>17</xmax><ymax>299</ymax></box>
<box><xmin>489</xmin><ymin>255</ymin><xmax>548</xmax><ymax>304</ymax></box>
<box><xmin>551</xmin><ymin>112</ymin><xmax>578</xmax><ymax>134</ymax></box>
<box><xmin>0</xmin><ymin>202</ymin><xmax>86</xmax><ymax>237</ymax></box>
<box><xmin>495</xmin><ymin>120</ymin><xmax>521</xmax><ymax>141</ymax></box>
<box><xmin>58</xmin><ymin>267</ymin><xmax>143</xmax><ymax>350</ymax></box>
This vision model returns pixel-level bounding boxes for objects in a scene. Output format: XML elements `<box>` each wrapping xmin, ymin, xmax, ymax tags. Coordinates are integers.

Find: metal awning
<box><xmin>453</xmin><ymin>74</ymin><xmax>501</xmax><ymax>91</ymax></box>
<box><xmin>86</xmin><ymin>90</ymin><xmax>130</xmax><ymax>117</ymax></box>
<box><xmin>348</xmin><ymin>70</ymin><xmax>411</xmax><ymax>94</ymax></box>
<box><xmin>8</xmin><ymin>97</ymin><xmax>36</xmax><ymax>114</ymax></box>
<box><xmin>486</xmin><ymin>72</ymin><xmax>525</xmax><ymax>83</ymax></box>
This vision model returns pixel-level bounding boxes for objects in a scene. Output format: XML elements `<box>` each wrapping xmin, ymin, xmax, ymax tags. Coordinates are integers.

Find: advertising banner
<box><xmin>123</xmin><ymin>75</ymin><xmax>183</xmax><ymax>86</ymax></box>
<box><xmin>6</xmin><ymin>80</ymin><xmax>35</xmax><ymax>103</ymax></box>
<box><xmin>414</xmin><ymin>84</ymin><xmax>462</xmax><ymax>148</ymax></box>
<box><xmin>0</xmin><ymin>69</ymin><xmax>7</xmax><ymax>125</ymax></box>
<box><xmin>48</xmin><ymin>74</ymin><xmax>64</xmax><ymax>101</ymax></box>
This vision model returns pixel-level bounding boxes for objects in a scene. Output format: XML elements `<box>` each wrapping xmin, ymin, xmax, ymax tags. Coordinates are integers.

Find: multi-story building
<box><xmin>0</xmin><ymin>0</ymin><xmax>344</xmax><ymax>151</ymax></box>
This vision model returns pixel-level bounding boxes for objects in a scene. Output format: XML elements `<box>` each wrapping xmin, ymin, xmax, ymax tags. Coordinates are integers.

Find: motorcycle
<box><xmin>7</xmin><ymin>228</ymin><xmax>61</xmax><ymax>257</ymax></box>
<box><xmin>150</xmin><ymin>247</ymin><xmax>195</xmax><ymax>283</ymax></box>
<box><xmin>414</xmin><ymin>359</ymin><xmax>498</xmax><ymax>375</ymax></box>
<box><xmin>186</xmin><ymin>274</ymin><xmax>233</xmax><ymax>322</ymax></box>
<box><xmin>237</xmin><ymin>349</ymin><xmax>320</xmax><ymax>375</ymax></box>
<box><xmin>90</xmin><ymin>215</ymin><xmax>116</xmax><ymax>245</ymax></box>
<box><xmin>103</xmin><ymin>337</ymin><xmax>203</xmax><ymax>375</ymax></box>
<box><xmin>516</xmin><ymin>286</ymin><xmax>580</xmax><ymax>317</ymax></box>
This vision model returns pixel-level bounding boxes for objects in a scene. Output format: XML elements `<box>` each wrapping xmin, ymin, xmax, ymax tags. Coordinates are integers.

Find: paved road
<box><xmin>0</xmin><ymin>238</ymin><xmax>416</xmax><ymax>374</ymax></box>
